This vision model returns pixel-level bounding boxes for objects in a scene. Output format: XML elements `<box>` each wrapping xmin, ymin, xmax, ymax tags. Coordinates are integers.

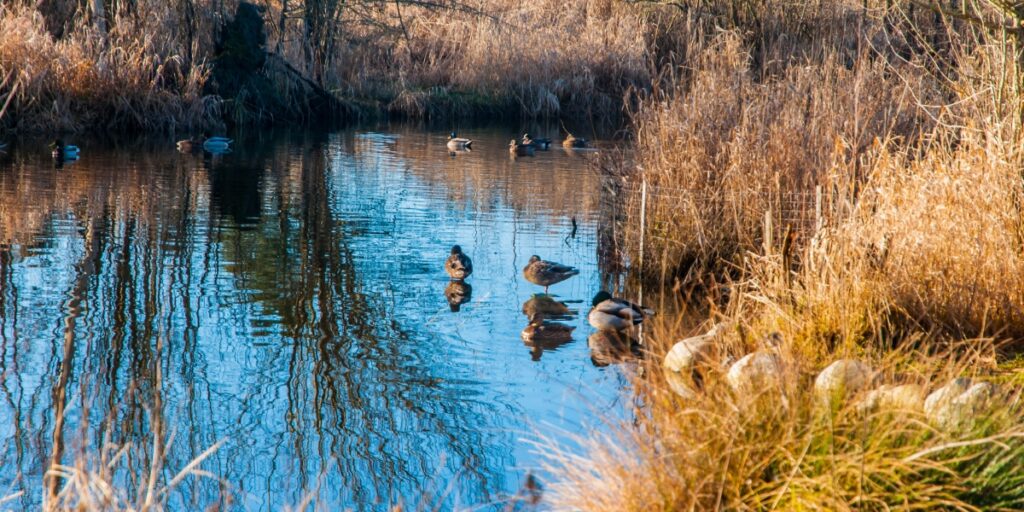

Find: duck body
<box><xmin>202</xmin><ymin>136</ymin><xmax>232</xmax><ymax>152</ymax></box>
<box><xmin>445</xmin><ymin>245</ymin><xmax>473</xmax><ymax>280</ymax></box>
<box><xmin>587</xmin><ymin>291</ymin><xmax>655</xmax><ymax>332</ymax></box>
<box><xmin>50</xmin><ymin>139</ymin><xmax>79</xmax><ymax>160</ymax></box>
<box><xmin>563</xmin><ymin>134</ymin><xmax>589</xmax><ymax>149</ymax></box>
<box><xmin>447</xmin><ymin>132</ymin><xmax>472</xmax><ymax>150</ymax></box>
<box><xmin>523</xmin><ymin>255</ymin><xmax>579</xmax><ymax>292</ymax></box>
<box><xmin>509</xmin><ymin>139</ymin><xmax>535</xmax><ymax>156</ymax></box>
<box><xmin>522</xmin><ymin>133</ymin><xmax>551</xmax><ymax>150</ymax></box>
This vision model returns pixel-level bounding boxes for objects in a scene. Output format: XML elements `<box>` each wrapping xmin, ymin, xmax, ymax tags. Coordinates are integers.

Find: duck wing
<box><xmin>540</xmin><ymin>260</ymin><xmax>578</xmax><ymax>275</ymax></box>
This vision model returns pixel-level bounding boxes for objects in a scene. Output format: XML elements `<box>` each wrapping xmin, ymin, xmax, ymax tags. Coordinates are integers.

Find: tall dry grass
<box><xmin>0</xmin><ymin>4</ymin><xmax>221</xmax><ymax>133</ymax></box>
<box><xmin>546</xmin><ymin>1</ymin><xmax>1024</xmax><ymax>509</ymax></box>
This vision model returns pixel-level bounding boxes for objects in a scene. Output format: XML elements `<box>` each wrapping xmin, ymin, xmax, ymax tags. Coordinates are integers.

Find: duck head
<box><xmin>451</xmin><ymin>245</ymin><xmax>462</xmax><ymax>255</ymax></box>
<box><xmin>50</xmin><ymin>139</ymin><xmax>64</xmax><ymax>150</ymax></box>
<box><xmin>591</xmin><ymin>291</ymin><xmax>612</xmax><ymax>307</ymax></box>
<box><xmin>449</xmin><ymin>131</ymin><xmax>457</xmax><ymax>140</ymax></box>
<box><xmin>528</xmin><ymin>255</ymin><xmax>541</xmax><ymax>264</ymax></box>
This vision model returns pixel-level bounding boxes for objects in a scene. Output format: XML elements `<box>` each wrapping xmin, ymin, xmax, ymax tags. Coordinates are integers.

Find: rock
<box><xmin>857</xmin><ymin>383</ymin><xmax>926</xmax><ymax>413</ymax></box>
<box><xmin>924</xmin><ymin>378</ymin><xmax>997</xmax><ymax>428</ymax></box>
<box><xmin>664</xmin><ymin>337</ymin><xmax>712</xmax><ymax>373</ymax></box>
<box><xmin>814</xmin><ymin>359</ymin><xmax>873</xmax><ymax>404</ymax></box>
<box><xmin>665</xmin><ymin>371</ymin><xmax>699</xmax><ymax>400</ymax></box>
<box><xmin>663</xmin><ymin>323</ymin><xmax>726</xmax><ymax>373</ymax></box>
<box><xmin>727</xmin><ymin>351</ymin><xmax>783</xmax><ymax>394</ymax></box>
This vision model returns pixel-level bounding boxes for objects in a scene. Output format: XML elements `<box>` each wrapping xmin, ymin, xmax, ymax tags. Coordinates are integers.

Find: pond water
<box><xmin>0</xmin><ymin>124</ymin><xmax>638</xmax><ymax>510</ymax></box>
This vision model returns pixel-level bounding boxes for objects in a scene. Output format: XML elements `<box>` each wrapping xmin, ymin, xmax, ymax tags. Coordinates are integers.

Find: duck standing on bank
<box><xmin>587</xmin><ymin>291</ymin><xmax>655</xmax><ymax>332</ymax></box>
<box><xmin>51</xmin><ymin>139</ymin><xmax>80</xmax><ymax>161</ymax></box>
<box><xmin>445</xmin><ymin>245</ymin><xmax>473</xmax><ymax>280</ymax></box>
<box><xmin>523</xmin><ymin>255</ymin><xmax>579</xmax><ymax>293</ymax></box>
<box><xmin>522</xmin><ymin>133</ymin><xmax>551</xmax><ymax>150</ymax></box>
<box><xmin>447</xmin><ymin>132</ymin><xmax>473</xmax><ymax>150</ymax></box>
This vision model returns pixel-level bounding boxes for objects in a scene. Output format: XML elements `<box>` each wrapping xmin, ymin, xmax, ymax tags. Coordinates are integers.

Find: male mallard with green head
<box><xmin>447</xmin><ymin>132</ymin><xmax>473</xmax><ymax>150</ymax></box>
<box><xmin>523</xmin><ymin>255</ymin><xmax>578</xmax><ymax>293</ymax></box>
<box><xmin>587</xmin><ymin>291</ymin><xmax>655</xmax><ymax>332</ymax></box>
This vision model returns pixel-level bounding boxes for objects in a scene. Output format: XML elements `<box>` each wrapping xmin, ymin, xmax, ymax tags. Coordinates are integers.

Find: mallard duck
<box><xmin>522</xmin><ymin>294</ymin><xmax>577</xmax><ymax>320</ymax></box>
<box><xmin>522</xmin><ymin>133</ymin><xmax>551</xmax><ymax>150</ymax></box>
<box><xmin>587</xmin><ymin>291</ymin><xmax>655</xmax><ymax>332</ymax></box>
<box><xmin>445</xmin><ymin>245</ymin><xmax>473</xmax><ymax>280</ymax></box>
<box><xmin>50</xmin><ymin>139</ymin><xmax>80</xmax><ymax>160</ymax></box>
<box><xmin>509</xmin><ymin>139</ymin><xmax>535</xmax><ymax>156</ymax></box>
<box><xmin>523</xmin><ymin>255</ymin><xmax>579</xmax><ymax>293</ymax></box>
<box><xmin>447</xmin><ymin>132</ymin><xmax>472</xmax><ymax>150</ymax></box>
<box><xmin>444</xmin><ymin>280</ymin><xmax>472</xmax><ymax>312</ymax></box>
<box><xmin>588</xmin><ymin>330</ymin><xmax>639</xmax><ymax>367</ymax></box>
<box><xmin>521</xmin><ymin>313</ymin><xmax>575</xmax><ymax>344</ymax></box>
<box><xmin>177</xmin><ymin>135</ymin><xmax>233</xmax><ymax>153</ymax></box>
<box><xmin>563</xmin><ymin>133</ymin><xmax>589</xmax><ymax>149</ymax></box>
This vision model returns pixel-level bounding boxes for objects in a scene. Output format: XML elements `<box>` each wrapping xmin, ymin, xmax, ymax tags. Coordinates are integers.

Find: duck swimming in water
<box><xmin>445</xmin><ymin>245</ymin><xmax>473</xmax><ymax>280</ymax></box>
<box><xmin>522</xmin><ymin>133</ymin><xmax>551</xmax><ymax>150</ymax></box>
<box><xmin>447</xmin><ymin>132</ymin><xmax>473</xmax><ymax>150</ymax></box>
<box><xmin>51</xmin><ymin>139</ymin><xmax>80</xmax><ymax>160</ymax></box>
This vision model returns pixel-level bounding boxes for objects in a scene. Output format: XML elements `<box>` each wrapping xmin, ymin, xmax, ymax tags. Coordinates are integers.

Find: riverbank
<box><xmin>546</xmin><ymin>0</ymin><xmax>1024</xmax><ymax>509</ymax></box>
<box><xmin>0</xmin><ymin>0</ymin><xmax>655</xmax><ymax>134</ymax></box>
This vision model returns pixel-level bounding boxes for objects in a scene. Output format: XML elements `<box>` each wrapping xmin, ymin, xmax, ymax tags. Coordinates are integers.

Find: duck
<box><xmin>522</xmin><ymin>133</ymin><xmax>551</xmax><ymax>150</ymax></box>
<box><xmin>177</xmin><ymin>134</ymin><xmax>232</xmax><ymax>153</ymax></box>
<box><xmin>522</xmin><ymin>294</ymin><xmax>576</xmax><ymax>320</ymax></box>
<box><xmin>445</xmin><ymin>245</ymin><xmax>473</xmax><ymax>280</ymax></box>
<box><xmin>521</xmin><ymin>313</ymin><xmax>576</xmax><ymax>344</ymax></box>
<box><xmin>509</xmin><ymin>139</ymin><xmax>535</xmax><ymax>156</ymax></box>
<box><xmin>587</xmin><ymin>291</ymin><xmax>655</xmax><ymax>332</ymax></box>
<box><xmin>523</xmin><ymin>255</ymin><xmax>579</xmax><ymax>293</ymax></box>
<box><xmin>50</xmin><ymin>139</ymin><xmax>80</xmax><ymax>160</ymax></box>
<box><xmin>563</xmin><ymin>133</ymin><xmax>589</xmax><ymax>149</ymax></box>
<box><xmin>444</xmin><ymin>280</ymin><xmax>472</xmax><ymax>312</ymax></box>
<box><xmin>447</xmin><ymin>132</ymin><xmax>473</xmax><ymax>150</ymax></box>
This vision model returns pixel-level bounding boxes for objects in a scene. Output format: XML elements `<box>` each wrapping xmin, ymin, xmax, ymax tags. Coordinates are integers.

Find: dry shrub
<box><xmin>0</xmin><ymin>4</ymin><xmax>220</xmax><ymax>133</ymax></box>
<box><xmin>338</xmin><ymin>0</ymin><xmax>653</xmax><ymax>121</ymax></box>
<box><xmin>614</xmin><ymin>22</ymin><xmax>938</xmax><ymax>284</ymax></box>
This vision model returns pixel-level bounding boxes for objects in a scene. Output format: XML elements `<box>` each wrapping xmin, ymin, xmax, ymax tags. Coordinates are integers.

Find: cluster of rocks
<box><xmin>663</xmin><ymin>325</ymin><xmax>1002</xmax><ymax>429</ymax></box>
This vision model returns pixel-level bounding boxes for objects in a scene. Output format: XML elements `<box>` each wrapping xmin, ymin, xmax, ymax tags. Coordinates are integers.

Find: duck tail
<box><xmin>465</xmin><ymin>140</ymin><xmax>472</xmax><ymax>149</ymax></box>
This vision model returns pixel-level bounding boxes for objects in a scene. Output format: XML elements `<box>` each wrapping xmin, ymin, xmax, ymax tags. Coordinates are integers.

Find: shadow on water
<box><xmin>0</xmin><ymin>124</ymin><xmax>636</xmax><ymax>510</ymax></box>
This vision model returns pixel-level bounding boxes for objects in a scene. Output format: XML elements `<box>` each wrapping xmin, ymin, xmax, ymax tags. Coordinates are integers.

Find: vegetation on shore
<box><xmin>546</xmin><ymin>0</ymin><xmax>1024</xmax><ymax>509</ymax></box>
<box><xmin>0</xmin><ymin>0</ymin><xmax>656</xmax><ymax>133</ymax></box>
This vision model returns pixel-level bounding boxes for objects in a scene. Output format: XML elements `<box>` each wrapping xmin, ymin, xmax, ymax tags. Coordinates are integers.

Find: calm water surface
<box><xmin>0</xmin><ymin>125</ymin><xmax>636</xmax><ymax>510</ymax></box>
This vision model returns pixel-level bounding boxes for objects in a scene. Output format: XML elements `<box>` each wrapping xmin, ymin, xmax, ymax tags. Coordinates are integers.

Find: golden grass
<box><xmin>0</xmin><ymin>3</ymin><xmax>219</xmax><ymax>133</ymax></box>
<box><xmin>548</xmin><ymin>2</ymin><xmax>1024</xmax><ymax>510</ymax></box>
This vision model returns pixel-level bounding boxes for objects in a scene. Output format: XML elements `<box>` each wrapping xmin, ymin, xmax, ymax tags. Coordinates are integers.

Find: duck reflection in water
<box><xmin>445</xmin><ymin>280</ymin><xmax>473</xmax><ymax>312</ymax></box>
<box><xmin>588</xmin><ymin>329</ymin><xmax>641</xmax><ymax>367</ymax></box>
<box><xmin>521</xmin><ymin>311</ymin><xmax>575</xmax><ymax>361</ymax></box>
<box><xmin>521</xmin><ymin>293</ymin><xmax>577</xmax><ymax>321</ymax></box>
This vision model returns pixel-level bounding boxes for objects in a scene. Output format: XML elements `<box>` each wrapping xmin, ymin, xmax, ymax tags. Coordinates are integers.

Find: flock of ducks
<box><xmin>2</xmin><ymin>134</ymin><xmax>233</xmax><ymax>168</ymax></box>
<box><xmin>447</xmin><ymin>131</ymin><xmax>589</xmax><ymax>156</ymax></box>
<box><xmin>443</xmin><ymin>244</ymin><xmax>654</xmax><ymax>363</ymax></box>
